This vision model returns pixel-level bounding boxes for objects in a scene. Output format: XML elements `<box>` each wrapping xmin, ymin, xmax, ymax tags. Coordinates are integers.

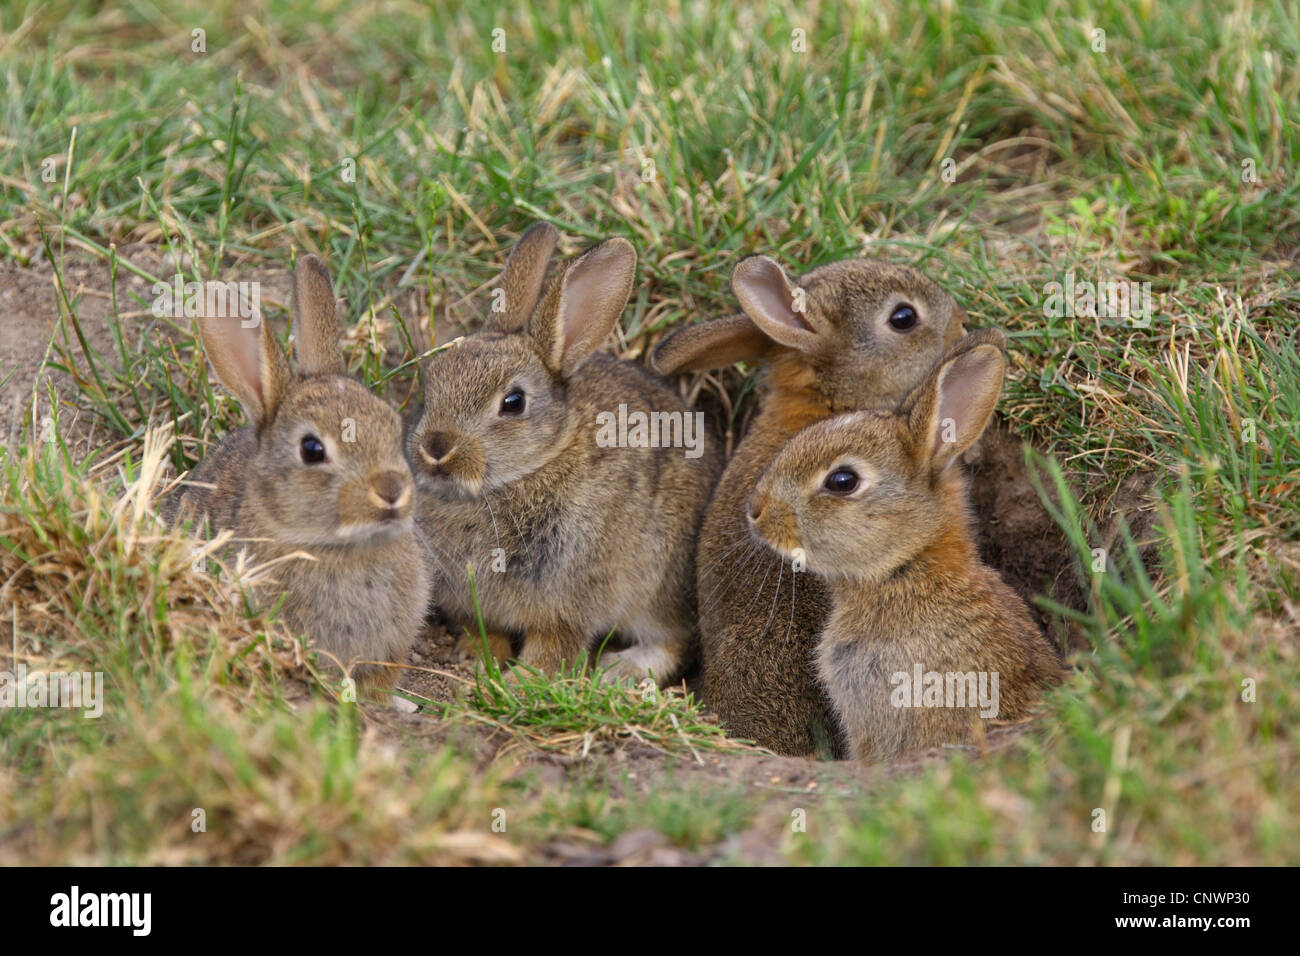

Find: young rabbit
<box><xmin>748</xmin><ymin>330</ymin><xmax>1064</xmax><ymax>760</ymax></box>
<box><xmin>407</xmin><ymin>222</ymin><xmax>721</xmax><ymax>685</ymax></box>
<box><xmin>652</xmin><ymin>255</ymin><xmax>968</xmax><ymax>756</ymax></box>
<box><xmin>174</xmin><ymin>255</ymin><xmax>429</xmax><ymax>691</ymax></box>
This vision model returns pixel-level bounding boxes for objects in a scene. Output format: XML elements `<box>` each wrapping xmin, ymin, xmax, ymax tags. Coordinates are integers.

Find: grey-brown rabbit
<box><xmin>173</xmin><ymin>254</ymin><xmax>429</xmax><ymax>691</ymax></box>
<box><xmin>407</xmin><ymin>223</ymin><xmax>721</xmax><ymax>684</ymax></box>
<box><xmin>652</xmin><ymin>255</ymin><xmax>967</xmax><ymax>755</ymax></box>
<box><xmin>748</xmin><ymin>330</ymin><xmax>1064</xmax><ymax>760</ymax></box>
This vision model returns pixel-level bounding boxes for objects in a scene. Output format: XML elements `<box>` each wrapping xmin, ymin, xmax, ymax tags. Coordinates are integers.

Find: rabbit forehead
<box><xmin>423</xmin><ymin>334</ymin><xmax>550</xmax><ymax>408</ymax></box>
<box><xmin>801</xmin><ymin>260</ymin><xmax>951</xmax><ymax>336</ymax></box>
<box><xmin>272</xmin><ymin>377</ymin><xmax>402</xmax><ymax>445</ymax></box>
<box><xmin>782</xmin><ymin>411</ymin><xmax>902</xmax><ymax>479</ymax></box>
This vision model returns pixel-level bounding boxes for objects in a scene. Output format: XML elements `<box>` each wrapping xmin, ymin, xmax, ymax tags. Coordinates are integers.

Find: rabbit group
<box><xmin>653</xmin><ymin>255</ymin><xmax>1061</xmax><ymax>758</ymax></box>
<box><xmin>746</xmin><ymin>329</ymin><xmax>1063</xmax><ymax>760</ymax></box>
<box><xmin>173</xmin><ymin>223</ymin><xmax>1061</xmax><ymax>761</ymax></box>
<box><xmin>174</xmin><ymin>226</ymin><xmax>720</xmax><ymax>692</ymax></box>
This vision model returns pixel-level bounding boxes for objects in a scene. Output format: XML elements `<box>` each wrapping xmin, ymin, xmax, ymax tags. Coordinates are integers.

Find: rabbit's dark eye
<box><xmin>500</xmin><ymin>388</ymin><xmax>526</xmax><ymax>416</ymax></box>
<box><xmin>824</xmin><ymin>468</ymin><xmax>859</xmax><ymax>495</ymax></box>
<box><xmin>888</xmin><ymin>304</ymin><xmax>918</xmax><ymax>331</ymax></box>
<box><xmin>300</xmin><ymin>435</ymin><xmax>327</xmax><ymax>465</ymax></box>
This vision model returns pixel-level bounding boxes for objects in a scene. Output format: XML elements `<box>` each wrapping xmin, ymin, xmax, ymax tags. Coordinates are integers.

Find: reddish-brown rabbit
<box><xmin>748</xmin><ymin>330</ymin><xmax>1064</xmax><ymax>760</ymax></box>
<box><xmin>652</xmin><ymin>255</ymin><xmax>967</xmax><ymax>755</ymax></box>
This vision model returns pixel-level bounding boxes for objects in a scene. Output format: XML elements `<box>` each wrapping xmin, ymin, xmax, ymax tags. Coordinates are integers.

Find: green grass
<box><xmin>453</xmin><ymin>656</ymin><xmax>742</xmax><ymax>758</ymax></box>
<box><xmin>1</xmin><ymin>0</ymin><xmax>1297</xmax><ymax>864</ymax></box>
<box><xmin>443</xmin><ymin>569</ymin><xmax>744</xmax><ymax>757</ymax></box>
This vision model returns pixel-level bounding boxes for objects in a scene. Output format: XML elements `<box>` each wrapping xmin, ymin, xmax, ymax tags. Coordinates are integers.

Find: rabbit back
<box><xmin>173</xmin><ymin>426</ymin><xmax>254</xmax><ymax>531</ymax></box>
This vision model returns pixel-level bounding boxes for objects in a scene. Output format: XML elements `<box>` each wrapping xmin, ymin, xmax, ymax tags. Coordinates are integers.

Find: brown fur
<box><xmin>173</xmin><ymin>255</ymin><xmax>429</xmax><ymax>691</ymax></box>
<box><xmin>749</xmin><ymin>332</ymin><xmax>1064</xmax><ymax>760</ymax></box>
<box><xmin>408</xmin><ymin>227</ymin><xmax>722</xmax><ymax>684</ymax></box>
<box><xmin>653</xmin><ymin>255</ymin><xmax>967</xmax><ymax>755</ymax></box>
<box><xmin>455</xmin><ymin>628</ymin><xmax>514</xmax><ymax>666</ymax></box>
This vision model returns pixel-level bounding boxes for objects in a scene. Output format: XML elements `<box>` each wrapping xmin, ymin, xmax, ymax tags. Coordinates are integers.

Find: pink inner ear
<box><xmin>937</xmin><ymin>364</ymin><xmax>974</xmax><ymax>439</ymax></box>
<box><xmin>563</xmin><ymin>264</ymin><xmax>607</xmax><ymax>341</ymax></box>
<box><xmin>243</xmin><ymin>332</ymin><xmax>265</xmax><ymax>403</ymax></box>
<box><xmin>735</xmin><ymin>259</ymin><xmax>809</xmax><ymax>333</ymax></box>
<box><xmin>753</xmin><ymin>281</ymin><xmax>810</xmax><ymax>332</ymax></box>
<box><xmin>230</xmin><ymin>319</ymin><xmax>267</xmax><ymax>409</ymax></box>
<box><xmin>932</xmin><ymin>348</ymin><xmax>1002</xmax><ymax>457</ymax></box>
<box><xmin>558</xmin><ymin>242</ymin><xmax>634</xmax><ymax>358</ymax></box>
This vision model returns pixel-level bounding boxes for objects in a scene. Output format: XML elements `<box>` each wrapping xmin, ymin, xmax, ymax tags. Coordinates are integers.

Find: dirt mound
<box><xmin>967</xmin><ymin>419</ymin><xmax>1157</xmax><ymax>653</ymax></box>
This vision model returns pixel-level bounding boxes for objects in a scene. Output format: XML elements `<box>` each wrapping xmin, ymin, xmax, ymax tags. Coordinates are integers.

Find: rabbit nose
<box><xmin>368</xmin><ymin>470</ymin><xmax>411</xmax><ymax>511</ymax></box>
<box><xmin>422</xmin><ymin>431</ymin><xmax>457</xmax><ymax>464</ymax></box>
<box><xmin>748</xmin><ymin>498</ymin><xmax>764</xmax><ymax>524</ymax></box>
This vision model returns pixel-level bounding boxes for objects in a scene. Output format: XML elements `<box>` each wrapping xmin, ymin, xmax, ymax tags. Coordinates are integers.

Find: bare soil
<box><xmin>1</xmin><ymin>247</ymin><xmax>294</xmax><ymax>458</ymax></box>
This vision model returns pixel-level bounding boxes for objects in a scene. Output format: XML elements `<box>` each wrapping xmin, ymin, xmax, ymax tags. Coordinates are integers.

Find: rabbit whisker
<box><xmin>758</xmin><ymin>554</ymin><xmax>786</xmax><ymax>641</ymax></box>
<box><xmin>740</xmin><ymin>549</ymin><xmax>778</xmax><ymax>620</ymax></box>
<box><xmin>708</xmin><ymin>536</ymin><xmax>770</xmax><ymax>605</ymax></box>
<box><xmin>486</xmin><ymin>487</ymin><xmax>530</xmax><ymax>552</ymax></box>
<box><xmin>698</xmin><ymin>536</ymin><xmax>767</xmax><ymax>616</ymax></box>
<box><xmin>695</xmin><ymin>533</ymin><xmax>759</xmax><ymax>588</ymax></box>
<box><xmin>479</xmin><ymin>491</ymin><xmax>508</xmax><ymax>557</ymax></box>
<box><xmin>420</xmin><ymin>534</ymin><xmax>461</xmax><ymax>588</ymax></box>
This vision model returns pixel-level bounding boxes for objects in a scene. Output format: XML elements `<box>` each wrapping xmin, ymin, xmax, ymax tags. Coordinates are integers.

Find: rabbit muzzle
<box><xmin>747</xmin><ymin>490</ymin><xmax>800</xmax><ymax>558</ymax></box>
<box><xmin>420</xmin><ymin>430</ymin><xmax>457</xmax><ymax>466</ymax></box>
<box><xmin>414</xmin><ymin>428</ymin><xmax>486</xmax><ymax>499</ymax></box>
<box><xmin>366</xmin><ymin>469</ymin><xmax>413</xmax><ymax>521</ymax></box>
<box><xmin>331</xmin><ymin>468</ymin><xmax>416</xmax><ymax>544</ymax></box>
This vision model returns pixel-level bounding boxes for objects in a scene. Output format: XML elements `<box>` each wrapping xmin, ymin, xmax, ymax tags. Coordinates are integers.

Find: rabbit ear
<box><xmin>650</xmin><ymin>312</ymin><xmax>774</xmax><ymax>374</ymax></box>
<box><xmin>731</xmin><ymin>255</ymin><xmax>825</xmax><ymax>353</ymax></box>
<box><xmin>905</xmin><ymin>329</ymin><xmax>1006</xmax><ymax>472</ymax></box>
<box><xmin>293</xmin><ymin>254</ymin><xmax>346</xmax><ymax>376</ymax></box>
<box><xmin>197</xmin><ymin>294</ymin><xmax>291</xmax><ymax>429</ymax></box>
<box><xmin>530</xmin><ymin>237</ymin><xmax>636</xmax><ymax>378</ymax></box>
<box><xmin>485</xmin><ymin>221</ymin><xmax>559</xmax><ymax>333</ymax></box>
